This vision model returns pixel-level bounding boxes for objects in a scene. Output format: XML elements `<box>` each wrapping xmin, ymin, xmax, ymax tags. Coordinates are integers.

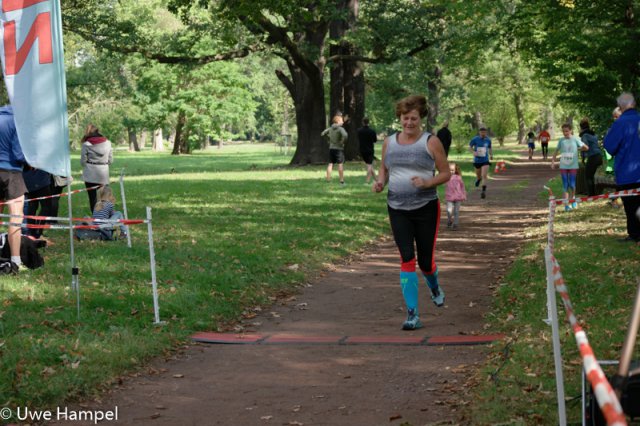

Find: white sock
<box><xmin>11</xmin><ymin>256</ymin><xmax>22</xmax><ymax>265</ymax></box>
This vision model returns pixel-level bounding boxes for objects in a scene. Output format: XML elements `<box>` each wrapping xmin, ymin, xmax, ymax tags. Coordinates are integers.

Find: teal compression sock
<box><xmin>400</xmin><ymin>271</ymin><xmax>419</xmax><ymax>311</ymax></box>
<box><xmin>423</xmin><ymin>267</ymin><xmax>439</xmax><ymax>291</ymax></box>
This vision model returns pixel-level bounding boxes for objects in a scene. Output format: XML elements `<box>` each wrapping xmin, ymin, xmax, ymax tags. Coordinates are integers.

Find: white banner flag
<box><xmin>0</xmin><ymin>0</ymin><xmax>69</xmax><ymax>176</ymax></box>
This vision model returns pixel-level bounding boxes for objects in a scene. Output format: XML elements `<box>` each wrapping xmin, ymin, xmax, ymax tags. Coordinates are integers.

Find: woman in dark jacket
<box><xmin>579</xmin><ymin>118</ymin><xmax>603</xmax><ymax>196</ymax></box>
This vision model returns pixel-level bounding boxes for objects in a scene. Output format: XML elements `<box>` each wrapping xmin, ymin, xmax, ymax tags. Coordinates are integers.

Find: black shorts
<box><xmin>360</xmin><ymin>151</ymin><xmax>374</xmax><ymax>165</ymax></box>
<box><xmin>0</xmin><ymin>169</ymin><xmax>27</xmax><ymax>200</ymax></box>
<box><xmin>329</xmin><ymin>149</ymin><xmax>345</xmax><ymax>164</ymax></box>
<box><xmin>473</xmin><ymin>161</ymin><xmax>491</xmax><ymax>169</ymax></box>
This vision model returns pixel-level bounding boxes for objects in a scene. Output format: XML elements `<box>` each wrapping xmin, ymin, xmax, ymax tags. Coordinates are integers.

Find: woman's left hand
<box><xmin>411</xmin><ymin>176</ymin><xmax>430</xmax><ymax>188</ymax></box>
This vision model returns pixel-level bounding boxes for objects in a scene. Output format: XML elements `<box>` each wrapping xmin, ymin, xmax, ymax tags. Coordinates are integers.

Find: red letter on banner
<box><xmin>2</xmin><ymin>0</ymin><xmax>48</xmax><ymax>13</ymax></box>
<box><xmin>3</xmin><ymin>12</ymin><xmax>53</xmax><ymax>76</ymax></box>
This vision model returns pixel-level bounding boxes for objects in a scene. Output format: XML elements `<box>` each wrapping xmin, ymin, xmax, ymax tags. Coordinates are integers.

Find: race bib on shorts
<box><xmin>560</xmin><ymin>152</ymin><xmax>574</xmax><ymax>166</ymax></box>
<box><xmin>476</xmin><ymin>147</ymin><xmax>487</xmax><ymax>157</ymax></box>
<box><xmin>541</xmin><ymin>137</ymin><xmax>548</xmax><ymax>143</ymax></box>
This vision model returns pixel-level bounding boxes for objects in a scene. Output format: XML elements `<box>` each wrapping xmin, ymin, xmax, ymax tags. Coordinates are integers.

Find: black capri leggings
<box><xmin>387</xmin><ymin>199</ymin><xmax>440</xmax><ymax>274</ymax></box>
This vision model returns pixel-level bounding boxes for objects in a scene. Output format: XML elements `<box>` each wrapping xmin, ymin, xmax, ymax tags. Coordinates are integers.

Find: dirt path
<box><xmin>55</xmin><ymin>155</ymin><xmax>556</xmax><ymax>426</ymax></box>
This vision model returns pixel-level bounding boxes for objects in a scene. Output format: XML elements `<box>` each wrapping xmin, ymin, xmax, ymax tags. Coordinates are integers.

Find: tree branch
<box><xmin>327</xmin><ymin>39</ymin><xmax>432</xmax><ymax>64</ymax></box>
<box><xmin>67</xmin><ymin>26</ymin><xmax>262</xmax><ymax>65</ymax></box>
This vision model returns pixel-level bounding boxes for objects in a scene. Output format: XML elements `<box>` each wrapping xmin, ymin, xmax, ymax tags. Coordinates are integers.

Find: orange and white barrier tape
<box><xmin>0</xmin><ymin>185</ymin><xmax>102</xmax><ymax>206</ymax></box>
<box><xmin>548</xmin><ymin>249</ymin><xmax>626</xmax><ymax>425</ymax></box>
<box><xmin>552</xmin><ymin>187</ymin><xmax>640</xmax><ymax>206</ymax></box>
<box><xmin>0</xmin><ymin>212</ymin><xmax>147</xmax><ymax>225</ymax></box>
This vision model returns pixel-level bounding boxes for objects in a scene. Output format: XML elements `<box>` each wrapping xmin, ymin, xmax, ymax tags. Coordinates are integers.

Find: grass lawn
<box><xmin>466</xmin><ymin>173</ymin><xmax>640</xmax><ymax>424</ymax></box>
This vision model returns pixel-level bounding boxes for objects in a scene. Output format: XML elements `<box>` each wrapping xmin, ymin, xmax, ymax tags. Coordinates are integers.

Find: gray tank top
<box><xmin>384</xmin><ymin>132</ymin><xmax>438</xmax><ymax>210</ymax></box>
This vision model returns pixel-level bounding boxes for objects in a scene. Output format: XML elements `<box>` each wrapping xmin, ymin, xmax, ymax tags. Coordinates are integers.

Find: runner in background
<box><xmin>538</xmin><ymin>128</ymin><xmax>551</xmax><ymax>160</ymax></box>
<box><xmin>551</xmin><ymin>123</ymin><xmax>588</xmax><ymax>211</ymax></box>
<box><xmin>469</xmin><ymin>127</ymin><xmax>492</xmax><ymax>199</ymax></box>
<box><xmin>526</xmin><ymin>130</ymin><xmax>535</xmax><ymax>160</ymax></box>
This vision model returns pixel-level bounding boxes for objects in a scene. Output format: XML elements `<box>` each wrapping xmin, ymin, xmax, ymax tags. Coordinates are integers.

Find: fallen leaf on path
<box><xmin>260</xmin><ymin>415</ymin><xmax>273</xmax><ymax>421</ymax></box>
<box><xmin>172</xmin><ymin>374</ymin><xmax>184</xmax><ymax>378</ymax></box>
<box><xmin>389</xmin><ymin>414</ymin><xmax>402</xmax><ymax>421</ymax></box>
<box><xmin>288</xmin><ymin>264</ymin><xmax>299</xmax><ymax>271</ymax></box>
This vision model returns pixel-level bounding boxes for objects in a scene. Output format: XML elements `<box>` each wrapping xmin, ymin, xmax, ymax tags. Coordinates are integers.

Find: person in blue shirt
<box><xmin>0</xmin><ymin>105</ymin><xmax>27</xmax><ymax>270</ymax></box>
<box><xmin>469</xmin><ymin>127</ymin><xmax>492</xmax><ymax>199</ymax></box>
<box><xmin>603</xmin><ymin>92</ymin><xmax>640</xmax><ymax>242</ymax></box>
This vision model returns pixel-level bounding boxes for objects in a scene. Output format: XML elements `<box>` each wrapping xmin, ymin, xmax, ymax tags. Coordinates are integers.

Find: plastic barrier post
<box><xmin>545</xmin><ymin>245</ymin><xmax>567</xmax><ymax>426</ymax></box>
<box><xmin>146</xmin><ymin>207</ymin><xmax>162</xmax><ymax>325</ymax></box>
<box><xmin>119</xmin><ymin>169</ymin><xmax>132</xmax><ymax>248</ymax></box>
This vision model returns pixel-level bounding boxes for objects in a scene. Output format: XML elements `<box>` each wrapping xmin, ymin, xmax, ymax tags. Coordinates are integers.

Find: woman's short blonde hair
<box><xmin>395</xmin><ymin>95</ymin><xmax>428</xmax><ymax>119</ymax></box>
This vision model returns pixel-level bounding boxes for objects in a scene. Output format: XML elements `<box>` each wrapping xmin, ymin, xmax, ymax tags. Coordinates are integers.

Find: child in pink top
<box><xmin>445</xmin><ymin>163</ymin><xmax>467</xmax><ymax>230</ymax></box>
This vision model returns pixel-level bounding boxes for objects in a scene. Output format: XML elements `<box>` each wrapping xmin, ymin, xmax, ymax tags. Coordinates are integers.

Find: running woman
<box><xmin>373</xmin><ymin>95</ymin><xmax>450</xmax><ymax>330</ymax></box>
<box><xmin>469</xmin><ymin>127</ymin><xmax>492</xmax><ymax>199</ymax></box>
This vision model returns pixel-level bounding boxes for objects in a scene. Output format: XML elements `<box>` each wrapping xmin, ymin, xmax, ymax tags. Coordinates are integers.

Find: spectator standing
<box><xmin>81</xmin><ymin>124</ymin><xmax>112</xmax><ymax>214</ymax></box>
<box><xmin>0</xmin><ymin>105</ymin><xmax>27</xmax><ymax>270</ymax></box>
<box><xmin>603</xmin><ymin>93</ymin><xmax>640</xmax><ymax>242</ymax></box>
<box><xmin>321</xmin><ymin>115</ymin><xmax>348</xmax><ymax>185</ymax></box>
<box><xmin>436</xmin><ymin>120</ymin><xmax>452</xmax><ymax>157</ymax></box>
<box><xmin>357</xmin><ymin>118</ymin><xmax>378</xmax><ymax>184</ymax></box>
<box><xmin>579</xmin><ymin>118</ymin><xmax>603</xmax><ymax>196</ymax></box>
<box><xmin>22</xmin><ymin>168</ymin><xmax>53</xmax><ymax>238</ymax></box>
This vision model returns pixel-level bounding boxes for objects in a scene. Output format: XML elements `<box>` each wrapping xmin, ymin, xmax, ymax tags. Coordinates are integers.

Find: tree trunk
<box><xmin>127</xmin><ymin>127</ymin><xmax>140</xmax><ymax>152</ymax></box>
<box><xmin>427</xmin><ymin>65</ymin><xmax>442</xmax><ymax>133</ymax></box>
<box><xmin>514</xmin><ymin>91</ymin><xmax>526</xmax><ymax>144</ymax></box>
<box><xmin>172</xmin><ymin>110</ymin><xmax>186</xmax><ymax>155</ymax></box>
<box><xmin>473</xmin><ymin>112</ymin><xmax>483</xmax><ymax>130</ymax></box>
<box><xmin>139</xmin><ymin>130</ymin><xmax>147</xmax><ymax>150</ymax></box>
<box><xmin>330</xmin><ymin>0</ymin><xmax>362</xmax><ymax>161</ymax></box>
<box><xmin>545</xmin><ymin>105</ymin><xmax>555</xmax><ymax>139</ymax></box>
<box><xmin>153</xmin><ymin>128</ymin><xmax>165</xmax><ymax>151</ymax></box>
<box><xmin>343</xmin><ymin>47</ymin><xmax>364</xmax><ymax>161</ymax></box>
<box><xmin>283</xmin><ymin>65</ymin><xmax>328</xmax><ymax>165</ymax></box>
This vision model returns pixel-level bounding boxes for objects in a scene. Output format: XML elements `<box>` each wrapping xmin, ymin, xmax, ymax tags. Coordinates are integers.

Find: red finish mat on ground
<box><xmin>192</xmin><ymin>331</ymin><xmax>504</xmax><ymax>346</ymax></box>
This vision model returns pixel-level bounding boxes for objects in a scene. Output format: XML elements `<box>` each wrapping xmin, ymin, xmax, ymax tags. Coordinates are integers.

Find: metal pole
<box><xmin>119</xmin><ymin>169</ymin><xmax>131</xmax><ymax>248</ymax></box>
<box><xmin>67</xmin><ymin>179</ymin><xmax>79</xmax><ymax>319</ymax></box>
<box><xmin>615</xmin><ymin>279</ymin><xmax>640</xmax><ymax>397</ymax></box>
<box><xmin>146</xmin><ymin>207</ymin><xmax>161</xmax><ymax>324</ymax></box>
<box><xmin>545</xmin><ymin>246</ymin><xmax>567</xmax><ymax>426</ymax></box>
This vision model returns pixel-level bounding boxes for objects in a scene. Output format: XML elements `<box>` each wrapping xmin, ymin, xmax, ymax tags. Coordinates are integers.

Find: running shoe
<box><xmin>481</xmin><ymin>191</ymin><xmax>486</xmax><ymax>199</ymax></box>
<box><xmin>430</xmin><ymin>286</ymin><xmax>445</xmax><ymax>307</ymax></box>
<box><xmin>475</xmin><ymin>179</ymin><xmax>480</xmax><ymax>187</ymax></box>
<box><xmin>402</xmin><ymin>309</ymin><xmax>423</xmax><ymax>330</ymax></box>
<box><xmin>571</xmin><ymin>201</ymin><xmax>578</xmax><ymax>209</ymax></box>
<box><xmin>564</xmin><ymin>205</ymin><xmax>572</xmax><ymax>212</ymax></box>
